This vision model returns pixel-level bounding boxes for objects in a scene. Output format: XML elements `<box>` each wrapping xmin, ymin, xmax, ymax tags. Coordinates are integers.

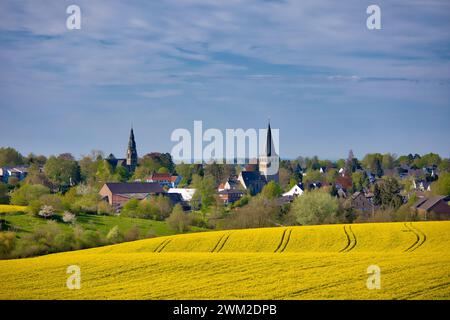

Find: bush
<box><xmin>106</xmin><ymin>225</ymin><xmax>123</xmax><ymax>244</ymax></box>
<box><xmin>167</xmin><ymin>204</ymin><xmax>191</xmax><ymax>233</ymax></box>
<box><xmin>27</xmin><ymin>199</ymin><xmax>43</xmax><ymax>216</ymax></box>
<box><xmin>290</xmin><ymin>190</ymin><xmax>339</xmax><ymax>225</ymax></box>
<box><xmin>38</xmin><ymin>205</ymin><xmax>55</xmax><ymax>219</ymax></box>
<box><xmin>62</xmin><ymin>211</ymin><xmax>76</xmax><ymax>224</ymax></box>
<box><xmin>97</xmin><ymin>201</ymin><xmax>114</xmax><ymax>215</ymax></box>
<box><xmin>124</xmin><ymin>225</ymin><xmax>140</xmax><ymax>242</ymax></box>
<box><xmin>0</xmin><ymin>183</ymin><xmax>9</xmax><ymax>204</ymax></box>
<box><xmin>121</xmin><ymin>198</ymin><xmax>140</xmax><ymax>217</ymax></box>
<box><xmin>10</xmin><ymin>184</ymin><xmax>50</xmax><ymax>206</ymax></box>
<box><xmin>0</xmin><ymin>232</ymin><xmax>16</xmax><ymax>258</ymax></box>
<box><xmin>223</xmin><ymin>197</ymin><xmax>279</xmax><ymax>229</ymax></box>
<box><xmin>71</xmin><ymin>193</ymin><xmax>99</xmax><ymax>214</ymax></box>
<box><xmin>39</xmin><ymin>194</ymin><xmax>63</xmax><ymax>212</ymax></box>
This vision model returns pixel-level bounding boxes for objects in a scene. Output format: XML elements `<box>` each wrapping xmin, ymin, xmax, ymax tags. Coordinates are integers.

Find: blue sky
<box><xmin>0</xmin><ymin>0</ymin><xmax>449</xmax><ymax>160</ymax></box>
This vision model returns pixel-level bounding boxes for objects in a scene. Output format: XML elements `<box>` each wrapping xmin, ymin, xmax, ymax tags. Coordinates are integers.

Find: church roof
<box><xmin>264</xmin><ymin>122</ymin><xmax>277</xmax><ymax>157</ymax></box>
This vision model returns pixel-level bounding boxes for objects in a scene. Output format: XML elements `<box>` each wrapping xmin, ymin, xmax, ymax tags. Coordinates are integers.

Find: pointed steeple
<box><xmin>265</xmin><ymin>120</ymin><xmax>276</xmax><ymax>157</ymax></box>
<box><xmin>126</xmin><ymin>126</ymin><xmax>138</xmax><ymax>172</ymax></box>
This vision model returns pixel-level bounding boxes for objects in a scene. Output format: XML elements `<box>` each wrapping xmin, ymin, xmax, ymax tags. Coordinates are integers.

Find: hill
<box><xmin>1</xmin><ymin>221</ymin><xmax>449</xmax><ymax>299</ymax></box>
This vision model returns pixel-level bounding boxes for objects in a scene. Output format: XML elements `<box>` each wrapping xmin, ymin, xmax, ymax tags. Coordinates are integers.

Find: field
<box><xmin>0</xmin><ymin>221</ymin><xmax>449</xmax><ymax>299</ymax></box>
<box><xmin>0</xmin><ymin>204</ymin><xmax>27</xmax><ymax>213</ymax></box>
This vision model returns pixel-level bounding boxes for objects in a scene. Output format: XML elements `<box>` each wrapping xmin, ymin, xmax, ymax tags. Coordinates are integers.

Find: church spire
<box><xmin>266</xmin><ymin>120</ymin><xmax>275</xmax><ymax>157</ymax></box>
<box><xmin>126</xmin><ymin>126</ymin><xmax>138</xmax><ymax>172</ymax></box>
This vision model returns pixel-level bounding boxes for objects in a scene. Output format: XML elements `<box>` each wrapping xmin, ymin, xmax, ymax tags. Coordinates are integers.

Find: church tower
<box><xmin>259</xmin><ymin>121</ymin><xmax>279</xmax><ymax>183</ymax></box>
<box><xmin>126</xmin><ymin>127</ymin><xmax>138</xmax><ymax>173</ymax></box>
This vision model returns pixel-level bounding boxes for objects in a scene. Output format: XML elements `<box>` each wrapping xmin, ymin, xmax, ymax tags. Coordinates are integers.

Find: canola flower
<box><xmin>0</xmin><ymin>221</ymin><xmax>449</xmax><ymax>300</ymax></box>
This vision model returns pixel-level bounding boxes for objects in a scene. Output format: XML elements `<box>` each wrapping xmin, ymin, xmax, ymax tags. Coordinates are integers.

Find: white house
<box><xmin>282</xmin><ymin>183</ymin><xmax>305</xmax><ymax>197</ymax></box>
<box><xmin>167</xmin><ymin>188</ymin><xmax>196</xmax><ymax>202</ymax></box>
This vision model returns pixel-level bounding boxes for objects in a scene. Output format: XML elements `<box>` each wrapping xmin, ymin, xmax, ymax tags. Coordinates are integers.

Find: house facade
<box><xmin>146</xmin><ymin>172</ymin><xmax>181</xmax><ymax>188</ymax></box>
<box><xmin>99</xmin><ymin>182</ymin><xmax>163</xmax><ymax>210</ymax></box>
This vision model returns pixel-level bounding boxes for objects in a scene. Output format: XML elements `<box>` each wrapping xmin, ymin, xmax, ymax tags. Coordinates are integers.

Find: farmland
<box><xmin>0</xmin><ymin>221</ymin><xmax>449</xmax><ymax>299</ymax></box>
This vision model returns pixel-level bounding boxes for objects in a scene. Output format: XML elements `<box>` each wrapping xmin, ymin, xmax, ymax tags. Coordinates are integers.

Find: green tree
<box><xmin>261</xmin><ymin>181</ymin><xmax>282</xmax><ymax>199</ymax></box>
<box><xmin>432</xmin><ymin>172</ymin><xmax>450</xmax><ymax>196</ymax></box>
<box><xmin>10</xmin><ymin>184</ymin><xmax>50</xmax><ymax>206</ymax></box>
<box><xmin>121</xmin><ymin>198</ymin><xmax>140</xmax><ymax>216</ymax></box>
<box><xmin>192</xmin><ymin>175</ymin><xmax>216</xmax><ymax>212</ymax></box>
<box><xmin>382</xmin><ymin>153</ymin><xmax>395</xmax><ymax>170</ymax></box>
<box><xmin>106</xmin><ymin>225</ymin><xmax>123</xmax><ymax>244</ymax></box>
<box><xmin>0</xmin><ymin>147</ymin><xmax>24</xmax><ymax>167</ymax></box>
<box><xmin>290</xmin><ymin>190</ymin><xmax>339</xmax><ymax>225</ymax></box>
<box><xmin>44</xmin><ymin>154</ymin><xmax>81</xmax><ymax>188</ymax></box>
<box><xmin>352</xmin><ymin>171</ymin><xmax>369</xmax><ymax>192</ymax></box>
<box><xmin>167</xmin><ymin>204</ymin><xmax>191</xmax><ymax>233</ymax></box>
<box><xmin>0</xmin><ymin>183</ymin><xmax>9</xmax><ymax>204</ymax></box>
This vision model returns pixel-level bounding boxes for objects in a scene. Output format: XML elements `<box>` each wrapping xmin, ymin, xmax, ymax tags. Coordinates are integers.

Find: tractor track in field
<box><xmin>154</xmin><ymin>239</ymin><xmax>172</xmax><ymax>253</ymax></box>
<box><xmin>339</xmin><ymin>225</ymin><xmax>357</xmax><ymax>253</ymax></box>
<box><xmin>404</xmin><ymin>222</ymin><xmax>427</xmax><ymax>252</ymax></box>
<box><xmin>211</xmin><ymin>234</ymin><xmax>226</xmax><ymax>253</ymax></box>
<box><xmin>279</xmin><ymin>229</ymin><xmax>293</xmax><ymax>253</ymax></box>
<box><xmin>274</xmin><ymin>229</ymin><xmax>288</xmax><ymax>253</ymax></box>
<box><xmin>213</xmin><ymin>233</ymin><xmax>232</xmax><ymax>253</ymax></box>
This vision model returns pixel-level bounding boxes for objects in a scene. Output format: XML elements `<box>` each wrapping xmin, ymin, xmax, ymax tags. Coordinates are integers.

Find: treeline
<box><xmin>0</xmin><ymin>222</ymin><xmax>144</xmax><ymax>259</ymax></box>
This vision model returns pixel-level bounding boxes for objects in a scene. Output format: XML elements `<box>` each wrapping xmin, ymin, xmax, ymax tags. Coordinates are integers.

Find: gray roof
<box><xmin>105</xmin><ymin>182</ymin><xmax>163</xmax><ymax>194</ymax></box>
<box><xmin>412</xmin><ymin>196</ymin><xmax>449</xmax><ymax>212</ymax></box>
<box><xmin>240</xmin><ymin>171</ymin><xmax>266</xmax><ymax>186</ymax></box>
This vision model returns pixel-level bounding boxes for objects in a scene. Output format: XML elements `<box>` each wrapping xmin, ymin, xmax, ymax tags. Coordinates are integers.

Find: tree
<box><xmin>374</xmin><ymin>177</ymin><xmax>403</xmax><ymax>210</ymax></box>
<box><xmin>44</xmin><ymin>154</ymin><xmax>81</xmax><ymax>188</ymax></box>
<box><xmin>25</xmin><ymin>163</ymin><xmax>51</xmax><ymax>187</ymax></box>
<box><xmin>25</xmin><ymin>153</ymin><xmax>47</xmax><ymax>166</ymax></box>
<box><xmin>290</xmin><ymin>190</ymin><xmax>339</xmax><ymax>225</ymax></box>
<box><xmin>261</xmin><ymin>181</ymin><xmax>282</xmax><ymax>199</ymax></box>
<box><xmin>352</xmin><ymin>171</ymin><xmax>369</xmax><ymax>192</ymax></box>
<box><xmin>302</xmin><ymin>170</ymin><xmax>322</xmax><ymax>186</ymax></box>
<box><xmin>10</xmin><ymin>184</ymin><xmax>50</xmax><ymax>206</ymax></box>
<box><xmin>0</xmin><ymin>147</ymin><xmax>24</xmax><ymax>167</ymax></box>
<box><xmin>121</xmin><ymin>198</ymin><xmax>140</xmax><ymax>216</ymax></box>
<box><xmin>374</xmin><ymin>158</ymin><xmax>383</xmax><ymax>178</ymax></box>
<box><xmin>106</xmin><ymin>225</ymin><xmax>123</xmax><ymax>244</ymax></box>
<box><xmin>62</xmin><ymin>211</ymin><xmax>76</xmax><ymax>224</ymax></box>
<box><xmin>344</xmin><ymin>150</ymin><xmax>358</xmax><ymax>175</ymax></box>
<box><xmin>382</xmin><ymin>153</ymin><xmax>395</xmax><ymax>170</ymax></box>
<box><xmin>38</xmin><ymin>205</ymin><xmax>55</xmax><ymax>219</ymax></box>
<box><xmin>167</xmin><ymin>204</ymin><xmax>191</xmax><ymax>233</ymax></box>
<box><xmin>223</xmin><ymin>197</ymin><xmax>279</xmax><ymax>229</ymax></box>
<box><xmin>192</xmin><ymin>175</ymin><xmax>216</xmax><ymax>212</ymax></box>
<box><xmin>0</xmin><ymin>183</ymin><xmax>9</xmax><ymax>204</ymax></box>
<box><xmin>432</xmin><ymin>172</ymin><xmax>450</xmax><ymax>196</ymax></box>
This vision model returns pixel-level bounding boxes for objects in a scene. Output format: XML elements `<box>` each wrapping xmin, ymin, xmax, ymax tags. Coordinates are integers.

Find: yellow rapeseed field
<box><xmin>0</xmin><ymin>204</ymin><xmax>27</xmax><ymax>213</ymax></box>
<box><xmin>0</xmin><ymin>221</ymin><xmax>449</xmax><ymax>299</ymax></box>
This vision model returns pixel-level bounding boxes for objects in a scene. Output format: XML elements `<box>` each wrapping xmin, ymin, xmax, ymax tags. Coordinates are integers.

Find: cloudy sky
<box><xmin>0</xmin><ymin>0</ymin><xmax>449</xmax><ymax>160</ymax></box>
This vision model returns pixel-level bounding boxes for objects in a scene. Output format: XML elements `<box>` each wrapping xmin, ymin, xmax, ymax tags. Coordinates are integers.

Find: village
<box><xmin>1</xmin><ymin>124</ymin><xmax>449</xmax><ymax>231</ymax></box>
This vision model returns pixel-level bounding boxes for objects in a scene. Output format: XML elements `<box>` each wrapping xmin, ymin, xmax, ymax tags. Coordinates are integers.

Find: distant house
<box><xmin>411</xmin><ymin>196</ymin><xmax>450</xmax><ymax>220</ymax></box>
<box><xmin>0</xmin><ymin>166</ymin><xmax>29</xmax><ymax>183</ymax></box>
<box><xmin>146</xmin><ymin>172</ymin><xmax>181</xmax><ymax>188</ymax></box>
<box><xmin>238</xmin><ymin>171</ymin><xmax>266</xmax><ymax>195</ymax></box>
<box><xmin>412</xmin><ymin>180</ymin><xmax>432</xmax><ymax>192</ymax></box>
<box><xmin>165</xmin><ymin>192</ymin><xmax>191</xmax><ymax>211</ymax></box>
<box><xmin>167</xmin><ymin>188</ymin><xmax>196</xmax><ymax>202</ymax></box>
<box><xmin>218</xmin><ymin>177</ymin><xmax>240</xmax><ymax>192</ymax></box>
<box><xmin>351</xmin><ymin>191</ymin><xmax>375</xmax><ymax>214</ymax></box>
<box><xmin>335</xmin><ymin>176</ymin><xmax>353</xmax><ymax>191</ymax></box>
<box><xmin>99</xmin><ymin>182</ymin><xmax>164</xmax><ymax>209</ymax></box>
<box><xmin>218</xmin><ymin>189</ymin><xmax>245</xmax><ymax>205</ymax></box>
<box><xmin>282</xmin><ymin>183</ymin><xmax>304</xmax><ymax>197</ymax></box>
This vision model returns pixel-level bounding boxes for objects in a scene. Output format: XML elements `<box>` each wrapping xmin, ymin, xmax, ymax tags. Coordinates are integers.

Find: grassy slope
<box><xmin>1</xmin><ymin>221</ymin><xmax>449</xmax><ymax>299</ymax></box>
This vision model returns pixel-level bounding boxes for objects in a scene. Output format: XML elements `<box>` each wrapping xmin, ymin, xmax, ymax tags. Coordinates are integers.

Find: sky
<box><xmin>0</xmin><ymin>0</ymin><xmax>449</xmax><ymax>161</ymax></box>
